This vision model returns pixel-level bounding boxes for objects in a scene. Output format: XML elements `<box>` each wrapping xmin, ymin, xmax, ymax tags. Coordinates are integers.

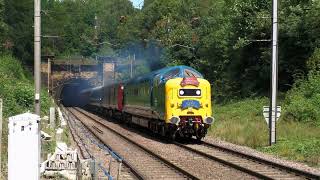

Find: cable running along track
<box><xmin>68</xmin><ymin>107</ymin><xmax>199</xmax><ymax>180</ymax></box>
<box><xmin>69</xmin><ymin>107</ymin><xmax>320</xmax><ymax>180</ymax></box>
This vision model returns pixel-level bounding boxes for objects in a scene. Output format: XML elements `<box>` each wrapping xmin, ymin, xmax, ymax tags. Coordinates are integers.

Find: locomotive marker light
<box><xmin>179</xmin><ymin>90</ymin><xmax>185</xmax><ymax>96</ymax></box>
<box><xmin>196</xmin><ymin>90</ymin><xmax>201</xmax><ymax>95</ymax></box>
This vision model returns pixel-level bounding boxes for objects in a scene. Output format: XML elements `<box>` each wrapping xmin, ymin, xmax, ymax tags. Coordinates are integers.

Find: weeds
<box><xmin>0</xmin><ymin>54</ymin><xmax>54</xmax><ymax>177</ymax></box>
<box><xmin>209</xmin><ymin>98</ymin><xmax>320</xmax><ymax>167</ymax></box>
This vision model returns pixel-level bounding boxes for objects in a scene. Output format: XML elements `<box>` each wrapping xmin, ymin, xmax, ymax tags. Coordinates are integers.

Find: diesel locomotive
<box><xmin>81</xmin><ymin>65</ymin><xmax>214</xmax><ymax>140</ymax></box>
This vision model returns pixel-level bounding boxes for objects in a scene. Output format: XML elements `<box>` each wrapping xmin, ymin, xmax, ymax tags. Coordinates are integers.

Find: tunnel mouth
<box><xmin>59</xmin><ymin>78</ymin><xmax>92</xmax><ymax>107</ymax></box>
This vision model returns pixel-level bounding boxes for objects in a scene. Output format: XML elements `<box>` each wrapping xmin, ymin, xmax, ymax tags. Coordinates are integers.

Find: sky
<box><xmin>129</xmin><ymin>0</ymin><xmax>144</xmax><ymax>9</ymax></box>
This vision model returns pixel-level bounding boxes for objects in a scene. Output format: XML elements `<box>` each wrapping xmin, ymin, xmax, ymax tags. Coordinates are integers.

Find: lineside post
<box><xmin>269</xmin><ymin>0</ymin><xmax>279</xmax><ymax>145</ymax></box>
<box><xmin>129</xmin><ymin>54</ymin><xmax>133</xmax><ymax>78</ymax></box>
<box><xmin>48</xmin><ymin>58</ymin><xmax>51</xmax><ymax>95</ymax></box>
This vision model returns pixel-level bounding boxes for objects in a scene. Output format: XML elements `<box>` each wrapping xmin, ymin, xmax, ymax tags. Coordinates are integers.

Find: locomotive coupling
<box><xmin>204</xmin><ymin>117</ymin><xmax>215</xmax><ymax>125</ymax></box>
<box><xmin>170</xmin><ymin>116</ymin><xmax>180</xmax><ymax>125</ymax></box>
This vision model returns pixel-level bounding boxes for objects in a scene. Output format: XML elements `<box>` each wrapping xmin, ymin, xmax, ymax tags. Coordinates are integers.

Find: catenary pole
<box><xmin>269</xmin><ymin>0</ymin><xmax>278</xmax><ymax>145</ymax></box>
<box><xmin>34</xmin><ymin>0</ymin><xmax>41</xmax><ymax>179</ymax></box>
<box><xmin>34</xmin><ymin>0</ymin><xmax>41</xmax><ymax>116</ymax></box>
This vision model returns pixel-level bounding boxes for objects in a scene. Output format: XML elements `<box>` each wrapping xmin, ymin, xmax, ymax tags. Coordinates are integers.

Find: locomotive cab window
<box><xmin>162</xmin><ymin>69</ymin><xmax>180</xmax><ymax>81</ymax></box>
<box><xmin>179</xmin><ymin>89</ymin><xmax>201</xmax><ymax>97</ymax></box>
<box><xmin>184</xmin><ymin>69</ymin><xmax>201</xmax><ymax>78</ymax></box>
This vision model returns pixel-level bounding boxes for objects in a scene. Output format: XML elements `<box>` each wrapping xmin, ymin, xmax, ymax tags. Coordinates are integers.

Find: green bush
<box><xmin>307</xmin><ymin>48</ymin><xmax>320</xmax><ymax>71</ymax></box>
<box><xmin>284</xmin><ymin>72</ymin><xmax>320</xmax><ymax>126</ymax></box>
<box><xmin>0</xmin><ymin>54</ymin><xmax>54</xmax><ymax>177</ymax></box>
<box><xmin>284</xmin><ymin>48</ymin><xmax>320</xmax><ymax>126</ymax></box>
<box><xmin>0</xmin><ymin>54</ymin><xmax>26</xmax><ymax>80</ymax></box>
<box><xmin>0</xmin><ymin>54</ymin><xmax>52</xmax><ymax>117</ymax></box>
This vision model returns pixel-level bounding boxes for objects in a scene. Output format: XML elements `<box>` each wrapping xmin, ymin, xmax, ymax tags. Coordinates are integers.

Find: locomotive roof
<box><xmin>80</xmin><ymin>66</ymin><xmax>204</xmax><ymax>93</ymax></box>
<box><xmin>127</xmin><ymin>65</ymin><xmax>203</xmax><ymax>84</ymax></box>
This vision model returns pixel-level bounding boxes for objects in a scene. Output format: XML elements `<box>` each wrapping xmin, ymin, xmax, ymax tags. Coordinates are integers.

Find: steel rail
<box><xmin>174</xmin><ymin>142</ymin><xmax>273</xmax><ymax>180</ymax></box>
<box><xmin>70</xmin><ymin>107</ymin><xmax>199</xmax><ymax>180</ymax></box>
<box><xmin>174</xmin><ymin>141</ymin><xmax>320</xmax><ymax>180</ymax></box>
<box><xmin>201</xmin><ymin>141</ymin><xmax>320</xmax><ymax>179</ymax></box>
<box><xmin>72</xmin><ymin>107</ymin><xmax>320</xmax><ymax>179</ymax></box>
<box><xmin>66</xmin><ymin>107</ymin><xmax>145</xmax><ymax>180</ymax></box>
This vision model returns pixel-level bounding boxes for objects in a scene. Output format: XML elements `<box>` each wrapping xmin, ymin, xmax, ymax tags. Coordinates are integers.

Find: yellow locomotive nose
<box><xmin>165</xmin><ymin>77</ymin><xmax>213</xmax><ymax>139</ymax></box>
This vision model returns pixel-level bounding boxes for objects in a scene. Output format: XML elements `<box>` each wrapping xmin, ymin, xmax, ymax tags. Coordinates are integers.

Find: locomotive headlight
<box><xmin>196</xmin><ymin>90</ymin><xmax>201</xmax><ymax>95</ymax></box>
<box><xmin>179</xmin><ymin>90</ymin><xmax>185</xmax><ymax>96</ymax></box>
<box><xmin>170</xmin><ymin>116</ymin><xmax>180</xmax><ymax>125</ymax></box>
<box><xmin>204</xmin><ymin>117</ymin><xmax>215</xmax><ymax>125</ymax></box>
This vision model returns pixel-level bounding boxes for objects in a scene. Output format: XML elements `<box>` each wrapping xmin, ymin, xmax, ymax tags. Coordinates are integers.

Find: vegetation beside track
<box><xmin>0</xmin><ymin>54</ymin><xmax>54</xmax><ymax>177</ymax></box>
<box><xmin>210</xmin><ymin>96</ymin><xmax>320</xmax><ymax>168</ymax></box>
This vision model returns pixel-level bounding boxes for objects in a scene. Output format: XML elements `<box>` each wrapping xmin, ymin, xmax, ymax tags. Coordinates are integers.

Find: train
<box><xmin>79</xmin><ymin>65</ymin><xmax>214</xmax><ymax>140</ymax></box>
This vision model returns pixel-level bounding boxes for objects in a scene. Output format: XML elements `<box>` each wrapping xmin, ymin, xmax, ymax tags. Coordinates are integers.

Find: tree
<box><xmin>0</xmin><ymin>0</ymin><xmax>8</xmax><ymax>53</ymax></box>
<box><xmin>4</xmin><ymin>0</ymin><xmax>33</xmax><ymax>61</ymax></box>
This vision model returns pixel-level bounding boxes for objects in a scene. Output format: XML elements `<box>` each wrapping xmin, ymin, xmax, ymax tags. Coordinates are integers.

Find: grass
<box><xmin>62</xmin><ymin>126</ymin><xmax>72</xmax><ymax>147</ymax></box>
<box><xmin>0</xmin><ymin>54</ymin><xmax>55</xmax><ymax>177</ymax></box>
<box><xmin>209</xmin><ymin>98</ymin><xmax>320</xmax><ymax>168</ymax></box>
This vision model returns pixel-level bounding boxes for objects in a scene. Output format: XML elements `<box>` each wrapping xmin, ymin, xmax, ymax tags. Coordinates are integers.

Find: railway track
<box><xmin>205</xmin><ymin>141</ymin><xmax>319</xmax><ymax>179</ymax></box>
<box><xmin>63</xmin><ymin>106</ymin><xmax>139</xmax><ymax>180</ymax></box>
<box><xmin>68</xmin><ymin>107</ymin><xmax>199</xmax><ymax>179</ymax></box>
<box><xmin>68</xmin><ymin>107</ymin><xmax>319</xmax><ymax>180</ymax></box>
<box><xmin>174</xmin><ymin>142</ymin><xmax>319</xmax><ymax>179</ymax></box>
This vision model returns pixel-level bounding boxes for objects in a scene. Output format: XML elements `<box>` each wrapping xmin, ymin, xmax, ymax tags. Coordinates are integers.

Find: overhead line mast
<box><xmin>269</xmin><ymin>0</ymin><xmax>279</xmax><ymax>145</ymax></box>
<box><xmin>34</xmin><ymin>0</ymin><xmax>41</xmax><ymax>116</ymax></box>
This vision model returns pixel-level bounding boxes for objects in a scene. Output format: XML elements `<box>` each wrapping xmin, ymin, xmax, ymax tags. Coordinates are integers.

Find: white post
<box><xmin>48</xmin><ymin>58</ymin><xmax>51</xmax><ymax>94</ymax></box>
<box><xmin>130</xmin><ymin>54</ymin><xmax>133</xmax><ymax>78</ymax></box>
<box><xmin>117</xmin><ymin>162</ymin><xmax>122</xmax><ymax>180</ymax></box>
<box><xmin>269</xmin><ymin>0</ymin><xmax>278</xmax><ymax>145</ymax></box>
<box><xmin>50</xmin><ymin>107</ymin><xmax>56</xmax><ymax>128</ymax></box>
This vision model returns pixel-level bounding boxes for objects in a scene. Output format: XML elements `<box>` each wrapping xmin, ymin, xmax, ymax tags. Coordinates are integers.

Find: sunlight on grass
<box><xmin>209</xmin><ymin>98</ymin><xmax>320</xmax><ymax>167</ymax></box>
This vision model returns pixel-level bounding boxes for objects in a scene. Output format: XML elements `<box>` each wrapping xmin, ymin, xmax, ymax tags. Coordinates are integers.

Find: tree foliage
<box><xmin>1</xmin><ymin>0</ymin><xmax>320</xmax><ymax>101</ymax></box>
<box><xmin>4</xmin><ymin>0</ymin><xmax>33</xmax><ymax>61</ymax></box>
<box><xmin>0</xmin><ymin>0</ymin><xmax>8</xmax><ymax>52</ymax></box>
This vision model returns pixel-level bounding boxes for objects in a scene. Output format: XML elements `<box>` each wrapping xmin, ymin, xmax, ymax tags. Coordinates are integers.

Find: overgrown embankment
<box><xmin>209</xmin><ymin>72</ymin><xmax>320</xmax><ymax>167</ymax></box>
<box><xmin>0</xmin><ymin>54</ymin><xmax>52</xmax><ymax>116</ymax></box>
<box><xmin>0</xmin><ymin>54</ymin><xmax>52</xmax><ymax>176</ymax></box>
